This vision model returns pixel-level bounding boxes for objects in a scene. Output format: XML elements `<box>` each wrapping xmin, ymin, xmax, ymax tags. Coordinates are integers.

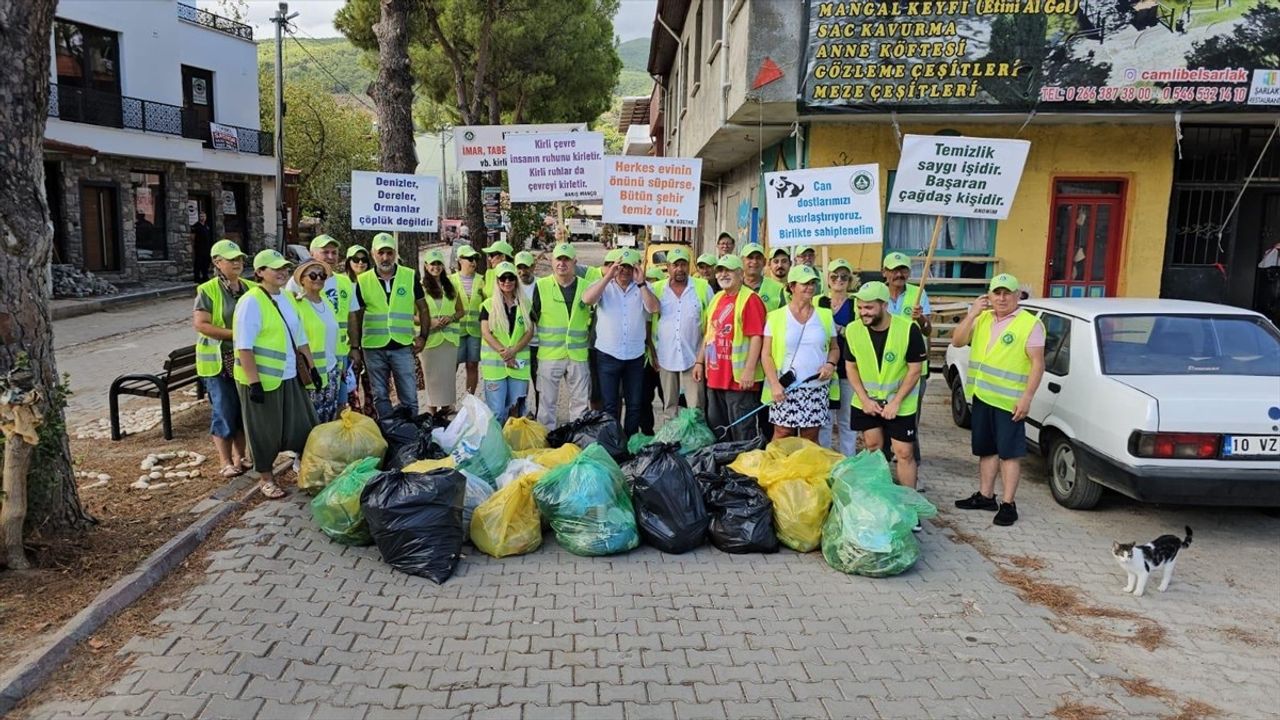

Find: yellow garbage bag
<box><xmin>517</xmin><ymin>443</ymin><xmax>582</xmax><ymax>468</ymax></box>
<box><xmin>471</xmin><ymin>471</ymin><xmax>545</xmax><ymax>558</ymax></box>
<box><xmin>402</xmin><ymin>456</ymin><xmax>456</xmax><ymax>473</ymax></box>
<box><xmin>728</xmin><ymin>438</ymin><xmax>839</xmax><ymax>553</ymax></box>
<box><xmin>727</xmin><ymin>449</ymin><xmax>768</xmax><ymax>478</ymax></box>
<box><xmin>503</xmin><ymin>417</ymin><xmax>549</xmax><ymax>452</ymax></box>
<box><xmin>298</xmin><ymin>410</ymin><xmax>388</xmax><ymax>493</ymax></box>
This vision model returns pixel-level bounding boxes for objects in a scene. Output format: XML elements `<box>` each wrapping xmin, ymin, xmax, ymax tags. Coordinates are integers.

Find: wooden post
<box><xmin>912</xmin><ymin>215</ymin><xmax>946</xmax><ymax>314</ymax></box>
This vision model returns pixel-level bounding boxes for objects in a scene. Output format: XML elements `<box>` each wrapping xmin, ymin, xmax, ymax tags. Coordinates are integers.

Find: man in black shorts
<box><xmin>842</xmin><ymin>281</ymin><xmax>928</xmax><ymax>491</ymax></box>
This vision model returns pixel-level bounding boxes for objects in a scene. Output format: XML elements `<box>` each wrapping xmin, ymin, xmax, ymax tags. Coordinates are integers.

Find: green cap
<box><xmin>252</xmin><ymin>249</ymin><xmax>291</xmax><ymax>270</ymax></box>
<box><xmin>787</xmin><ymin>265</ymin><xmax>820</xmax><ymax>285</ymax></box>
<box><xmin>514</xmin><ymin>251</ymin><xmax>535</xmax><ymax>268</ymax></box>
<box><xmin>457</xmin><ymin>245</ymin><xmax>478</xmax><ymax>259</ymax></box>
<box><xmin>552</xmin><ymin>242</ymin><xmax>576</xmax><ymax>260</ymax></box>
<box><xmin>423</xmin><ymin>248</ymin><xmax>446</xmax><ymax>265</ymax></box>
<box><xmin>492</xmin><ymin>261</ymin><xmax>518</xmax><ymax>279</ymax></box>
<box><xmin>827</xmin><ymin>258</ymin><xmax>853</xmax><ymax>274</ymax></box>
<box><xmin>371</xmin><ymin>233</ymin><xmax>397</xmax><ymax>253</ymax></box>
<box><xmin>309</xmin><ymin>234</ymin><xmax>339</xmax><ymax>251</ymax></box>
<box><xmin>646</xmin><ymin>267</ymin><xmax>665</xmax><ymax>281</ymax></box>
<box><xmin>854</xmin><ymin>280</ymin><xmax>891</xmax><ymax>304</ymax></box>
<box><xmin>793</xmin><ymin>245</ymin><xmax>815</xmax><ymax>257</ymax></box>
<box><xmin>345</xmin><ymin>244</ymin><xmax>369</xmax><ymax>259</ymax></box>
<box><xmin>696</xmin><ymin>253</ymin><xmax>717</xmax><ymax>267</ymax></box>
<box><xmin>605</xmin><ymin>248</ymin><xmax>624</xmax><ymax>264</ymax></box>
<box><xmin>714</xmin><ymin>254</ymin><xmax>743</xmax><ymax>271</ymax></box>
<box><xmin>989</xmin><ymin>273</ymin><xmax>1020</xmax><ymax>292</ymax></box>
<box><xmin>770</xmin><ymin>246</ymin><xmax>790</xmax><ymax>258</ymax></box>
<box><xmin>483</xmin><ymin>240</ymin><xmax>514</xmax><ymax>257</ymax></box>
<box><xmin>618</xmin><ymin>249</ymin><xmax>642</xmax><ymax>267</ymax></box>
<box><xmin>741</xmin><ymin>242</ymin><xmax>766</xmax><ymax>258</ymax></box>
<box><xmin>667</xmin><ymin>246</ymin><xmax>691</xmax><ymax>264</ymax></box>
<box><xmin>210</xmin><ymin>239</ymin><xmax>247</xmax><ymax>260</ymax></box>
<box><xmin>883</xmin><ymin>251</ymin><xmax>912</xmax><ymax>270</ymax></box>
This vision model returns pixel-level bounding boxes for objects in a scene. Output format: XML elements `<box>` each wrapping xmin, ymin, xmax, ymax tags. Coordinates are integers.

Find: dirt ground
<box><xmin>0</xmin><ymin>403</ymin><xmax>231</xmax><ymax>671</ymax></box>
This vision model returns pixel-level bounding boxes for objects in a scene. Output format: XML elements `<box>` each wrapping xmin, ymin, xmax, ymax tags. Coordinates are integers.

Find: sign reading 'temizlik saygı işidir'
<box><xmin>764</xmin><ymin>163</ymin><xmax>884</xmax><ymax>247</ymax></box>
<box><xmin>888</xmin><ymin>135</ymin><xmax>1031</xmax><ymax>220</ymax></box>
<box><xmin>350</xmin><ymin>171</ymin><xmax>440</xmax><ymax>232</ymax></box>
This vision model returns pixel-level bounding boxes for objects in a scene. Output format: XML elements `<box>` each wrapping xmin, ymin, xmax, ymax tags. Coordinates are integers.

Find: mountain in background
<box><xmin>615</xmin><ymin>37</ymin><xmax>652</xmax><ymax>97</ymax></box>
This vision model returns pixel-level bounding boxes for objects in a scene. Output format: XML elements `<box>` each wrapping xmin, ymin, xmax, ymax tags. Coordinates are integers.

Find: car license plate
<box><xmin>1222</xmin><ymin>435</ymin><xmax>1280</xmax><ymax>458</ymax></box>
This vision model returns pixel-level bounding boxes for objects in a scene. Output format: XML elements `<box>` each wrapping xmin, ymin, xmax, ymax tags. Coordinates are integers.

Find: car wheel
<box><xmin>1047</xmin><ymin>434</ymin><xmax>1103</xmax><ymax>510</ymax></box>
<box><xmin>949</xmin><ymin>375</ymin><xmax>971</xmax><ymax>428</ymax></box>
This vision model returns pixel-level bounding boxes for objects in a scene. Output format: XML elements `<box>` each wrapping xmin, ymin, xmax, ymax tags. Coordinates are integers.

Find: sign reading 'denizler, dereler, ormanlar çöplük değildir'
<box><xmin>350</xmin><ymin>170</ymin><xmax>440</xmax><ymax>232</ymax></box>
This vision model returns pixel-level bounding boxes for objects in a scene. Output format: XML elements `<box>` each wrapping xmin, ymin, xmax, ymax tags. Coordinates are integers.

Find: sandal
<box><xmin>220</xmin><ymin>464</ymin><xmax>244</xmax><ymax>478</ymax></box>
<box><xmin>259</xmin><ymin>481</ymin><xmax>287</xmax><ymax>499</ymax></box>
<box><xmin>238</xmin><ymin>457</ymin><xmax>253</xmax><ymax>470</ymax></box>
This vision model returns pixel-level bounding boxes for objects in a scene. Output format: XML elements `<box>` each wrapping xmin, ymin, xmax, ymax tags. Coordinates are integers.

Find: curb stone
<box><xmin>52</xmin><ymin>284</ymin><xmax>195</xmax><ymax>321</ymax></box>
<box><xmin>0</xmin><ymin>459</ymin><xmax>288</xmax><ymax>715</ymax></box>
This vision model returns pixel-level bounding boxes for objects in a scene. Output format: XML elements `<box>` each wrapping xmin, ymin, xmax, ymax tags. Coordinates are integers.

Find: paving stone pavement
<box><xmin>24</xmin><ymin>387</ymin><xmax>1279</xmax><ymax>720</ymax></box>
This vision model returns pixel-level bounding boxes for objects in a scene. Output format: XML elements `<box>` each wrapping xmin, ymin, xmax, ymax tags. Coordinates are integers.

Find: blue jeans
<box><xmin>597</xmin><ymin>351</ymin><xmax>646</xmax><ymax>436</ymax></box>
<box><xmin>364</xmin><ymin>346</ymin><xmax>418</xmax><ymax>418</ymax></box>
<box><xmin>203</xmin><ymin>375</ymin><xmax>242</xmax><ymax>439</ymax></box>
<box><xmin>484</xmin><ymin>377</ymin><xmax>528</xmax><ymax>420</ymax></box>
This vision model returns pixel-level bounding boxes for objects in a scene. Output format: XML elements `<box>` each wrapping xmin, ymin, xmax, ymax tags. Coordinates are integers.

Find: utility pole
<box><xmin>439</xmin><ymin>128</ymin><xmax>449</xmax><ymax>230</ymax></box>
<box><xmin>271</xmin><ymin>2</ymin><xmax>297</xmax><ymax>251</ymax></box>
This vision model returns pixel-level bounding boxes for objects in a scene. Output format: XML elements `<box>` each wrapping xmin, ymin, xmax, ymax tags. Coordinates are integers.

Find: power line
<box><xmin>283</xmin><ymin>27</ymin><xmax>379</xmax><ymax>115</ymax></box>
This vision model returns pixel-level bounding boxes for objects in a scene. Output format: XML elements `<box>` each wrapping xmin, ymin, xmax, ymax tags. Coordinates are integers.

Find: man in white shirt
<box><xmin>652</xmin><ymin>247</ymin><xmax>711</xmax><ymax>422</ymax></box>
<box><xmin>583</xmin><ymin>248</ymin><xmax>659</xmax><ymax>435</ymax></box>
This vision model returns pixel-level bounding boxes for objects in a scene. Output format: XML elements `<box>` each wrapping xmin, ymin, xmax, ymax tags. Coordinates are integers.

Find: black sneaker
<box><xmin>993</xmin><ymin>502</ymin><xmax>1019</xmax><ymax>526</ymax></box>
<box><xmin>911</xmin><ymin>522</ymin><xmax>923</xmax><ymax>533</ymax></box>
<box><xmin>955</xmin><ymin>492</ymin><xmax>998</xmax><ymax>511</ymax></box>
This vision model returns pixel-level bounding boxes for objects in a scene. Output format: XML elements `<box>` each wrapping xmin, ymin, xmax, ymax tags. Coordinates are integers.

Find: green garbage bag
<box><xmin>310</xmin><ymin>456</ymin><xmax>382</xmax><ymax>545</ymax></box>
<box><xmin>653</xmin><ymin>408</ymin><xmax>716</xmax><ymax>454</ymax></box>
<box><xmin>532</xmin><ymin>444</ymin><xmax>639</xmax><ymax>556</ymax></box>
<box><xmin>627</xmin><ymin>433</ymin><xmax>654</xmax><ymax>455</ymax></box>
<box><xmin>821</xmin><ymin>451</ymin><xmax>937</xmax><ymax>577</ymax></box>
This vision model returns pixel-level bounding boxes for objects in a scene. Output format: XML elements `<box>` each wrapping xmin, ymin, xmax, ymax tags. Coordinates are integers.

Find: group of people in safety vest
<box><xmin>193</xmin><ymin>231</ymin><xmax>1045</xmax><ymax>525</ymax></box>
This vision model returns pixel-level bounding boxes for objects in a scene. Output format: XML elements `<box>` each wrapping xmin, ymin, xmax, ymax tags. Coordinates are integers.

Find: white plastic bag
<box><xmin>494</xmin><ymin>458</ymin><xmax>547</xmax><ymax>489</ymax></box>
<box><xmin>431</xmin><ymin>395</ymin><xmax>511</xmax><ymax>484</ymax></box>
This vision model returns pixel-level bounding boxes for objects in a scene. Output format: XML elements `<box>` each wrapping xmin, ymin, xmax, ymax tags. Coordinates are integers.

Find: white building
<box><xmin>43</xmin><ymin>0</ymin><xmax>277</xmax><ymax>284</ymax></box>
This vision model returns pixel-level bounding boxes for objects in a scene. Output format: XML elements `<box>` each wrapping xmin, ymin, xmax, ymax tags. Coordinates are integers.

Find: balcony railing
<box><xmin>49</xmin><ymin>83</ymin><xmax>273</xmax><ymax>156</ymax></box>
<box><xmin>176</xmin><ymin>3</ymin><xmax>253</xmax><ymax>41</ymax></box>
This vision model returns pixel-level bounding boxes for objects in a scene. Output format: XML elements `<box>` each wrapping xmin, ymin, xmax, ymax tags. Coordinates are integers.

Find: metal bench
<box><xmin>108</xmin><ymin>345</ymin><xmax>206</xmax><ymax>441</ymax></box>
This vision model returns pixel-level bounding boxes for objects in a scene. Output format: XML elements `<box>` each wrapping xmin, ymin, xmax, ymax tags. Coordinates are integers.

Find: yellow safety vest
<box><xmin>334</xmin><ymin>274</ymin><xmax>355</xmax><ymax>357</ymax></box>
<box><xmin>966</xmin><ymin>310</ymin><xmax>1041</xmax><ymax>413</ymax></box>
<box><xmin>846</xmin><ymin>316</ymin><xmax>920</xmax><ymax>416</ymax></box>
<box><xmin>747</xmin><ymin>276</ymin><xmax>787</xmax><ymax>313</ymax></box>
<box><xmin>292</xmin><ymin>294</ymin><xmax>332</xmax><ymax>388</ymax></box>
<box><xmin>194</xmin><ymin>277</ymin><xmax>257</xmax><ymax>377</ymax></box>
<box><xmin>452</xmin><ymin>271</ymin><xmax>485</xmax><ymax>338</ymax></box>
<box><xmin>703</xmin><ymin>288</ymin><xmax>765</xmax><ymax>385</ymax></box>
<box><xmin>535</xmin><ymin>276</ymin><xmax>590</xmax><ymax>362</ymax></box>
<box><xmin>762</xmin><ymin>306</ymin><xmax>837</xmax><ymax>404</ymax></box>
<box><xmin>479</xmin><ymin>297</ymin><xmax>532</xmax><ymax>381</ymax></box>
<box><xmin>423</xmin><ymin>281</ymin><xmax>461</xmax><ymax>349</ymax></box>
<box><xmin>358</xmin><ymin>266</ymin><xmax>417</xmax><ymax>348</ymax></box>
<box><xmin>232</xmin><ymin>287</ymin><xmax>290</xmax><ymax>391</ymax></box>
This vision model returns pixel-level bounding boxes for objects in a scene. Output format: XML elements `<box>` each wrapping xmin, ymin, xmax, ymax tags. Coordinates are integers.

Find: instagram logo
<box><xmin>1123</xmin><ymin>68</ymin><xmax>1138</xmax><ymax>81</ymax></box>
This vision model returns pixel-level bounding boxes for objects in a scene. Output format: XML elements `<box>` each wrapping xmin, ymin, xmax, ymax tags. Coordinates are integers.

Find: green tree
<box><xmin>594</xmin><ymin>98</ymin><xmax>625</xmax><ymax>155</ymax></box>
<box><xmin>979</xmin><ymin>12</ymin><xmax>1111</xmax><ymax>107</ymax></box>
<box><xmin>1187</xmin><ymin>2</ymin><xmax>1280</xmax><ymax>68</ymax></box>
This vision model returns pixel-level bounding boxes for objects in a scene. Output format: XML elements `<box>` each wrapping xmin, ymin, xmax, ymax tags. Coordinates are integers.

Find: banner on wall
<box><xmin>504</xmin><ymin>131</ymin><xmax>604</xmax><ymax>202</ymax></box>
<box><xmin>209</xmin><ymin>122</ymin><xmax>239</xmax><ymax>151</ymax></box>
<box><xmin>800</xmin><ymin>0</ymin><xmax>1278</xmax><ymax>113</ymax></box>
<box><xmin>763</xmin><ymin>163</ymin><xmax>883</xmax><ymax>247</ymax></box>
<box><xmin>454</xmin><ymin>123</ymin><xmax>589</xmax><ymax>171</ymax></box>
<box><xmin>350</xmin><ymin>170</ymin><xmax>440</xmax><ymax>232</ymax></box>
<box><xmin>887</xmin><ymin>135</ymin><xmax>1030</xmax><ymax>220</ymax></box>
<box><xmin>602</xmin><ymin>156</ymin><xmax>702</xmax><ymax>227</ymax></box>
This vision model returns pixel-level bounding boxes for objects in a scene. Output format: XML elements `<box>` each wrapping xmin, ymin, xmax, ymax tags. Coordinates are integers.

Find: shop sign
<box><xmin>455</xmin><ymin>123</ymin><xmax>588</xmax><ymax>171</ymax></box>
<box><xmin>210</xmin><ymin>122</ymin><xmax>239</xmax><ymax>151</ymax></box>
<box><xmin>482</xmin><ymin>186</ymin><xmax>503</xmax><ymax>229</ymax></box>
<box><xmin>800</xmin><ymin>0</ymin><xmax>1276</xmax><ymax>112</ymax></box>
<box><xmin>350</xmin><ymin>170</ymin><xmax>440</xmax><ymax>232</ymax></box>
<box><xmin>602</xmin><ymin>156</ymin><xmax>702</xmax><ymax>227</ymax></box>
<box><xmin>504</xmin><ymin>132</ymin><xmax>604</xmax><ymax>202</ymax></box>
<box><xmin>888</xmin><ymin>135</ymin><xmax>1030</xmax><ymax>219</ymax></box>
<box><xmin>763</xmin><ymin>163</ymin><xmax>883</xmax><ymax>247</ymax></box>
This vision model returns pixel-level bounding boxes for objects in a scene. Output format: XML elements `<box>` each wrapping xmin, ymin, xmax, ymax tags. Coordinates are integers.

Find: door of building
<box><xmin>81</xmin><ymin>183</ymin><xmax>120</xmax><ymax>272</ymax></box>
<box><xmin>181</xmin><ymin>65</ymin><xmax>214</xmax><ymax>146</ymax></box>
<box><xmin>1045</xmin><ymin>180</ymin><xmax>1126</xmax><ymax>298</ymax></box>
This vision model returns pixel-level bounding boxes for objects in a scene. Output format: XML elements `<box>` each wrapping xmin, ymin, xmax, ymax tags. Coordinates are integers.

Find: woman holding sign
<box><xmin>760</xmin><ymin>265</ymin><xmax>841</xmax><ymax>442</ymax></box>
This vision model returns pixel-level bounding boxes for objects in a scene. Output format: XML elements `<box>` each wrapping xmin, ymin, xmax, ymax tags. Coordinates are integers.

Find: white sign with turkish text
<box><xmin>454</xmin><ymin>123</ymin><xmax>589</xmax><ymax>171</ymax></box>
<box><xmin>888</xmin><ymin>135</ymin><xmax>1031</xmax><ymax>219</ymax></box>
<box><xmin>504</xmin><ymin>132</ymin><xmax>604</xmax><ymax>202</ymax></box>
<box><xmin>350</xmin><ymin>170</ymin><xmax>440</xmax><ymax>232</ymax></box>
<box><xmin>602</xmin><ymin>156</ymin><xmax>702</xmax><ymax>227</ymax></box>
<box><xmin>764</xmin><ymin>164</ymin><xmax>883</xmax><ymax>247</ymax></box>
<box><xmin>209</xmin><ymin>122</ymin><xmax>239</xmax><ymax>152</ymax></box>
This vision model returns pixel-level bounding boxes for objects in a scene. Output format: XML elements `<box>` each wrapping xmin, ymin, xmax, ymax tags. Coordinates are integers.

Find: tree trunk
<box><xmin>372</xmin><ymin>0</ymin><xmax>418</xmax><ymax>263</ymax></box>
<box><xmin>2</xmin><ymin>440</ymin><xmax>34</xmax><ymax>569</ymax></box>
<box><xmin>465</xmin><ymin>172</ymin><xmax>484</xmax><ymax>255</ymax></box>
<box><xmin>0</xmin><ymin>0</ymin><xmax>91</xmax><ymax>555</ymax></box>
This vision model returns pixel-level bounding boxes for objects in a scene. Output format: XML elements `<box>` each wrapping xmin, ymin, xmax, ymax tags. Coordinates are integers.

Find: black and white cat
<box><xmin>1112</xmin><ymin>526</ymin><xmax>1193</xmax><ymax>596</ymax></box>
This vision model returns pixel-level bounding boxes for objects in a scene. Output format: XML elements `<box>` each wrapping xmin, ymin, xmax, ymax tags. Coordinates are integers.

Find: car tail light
<box><xmin>1129</xmin><ymin>431</ymin><xmax>1220</xmax><ymax>459</ymax></box>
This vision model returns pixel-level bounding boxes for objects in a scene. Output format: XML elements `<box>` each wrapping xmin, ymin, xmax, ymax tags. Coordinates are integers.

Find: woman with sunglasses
<box><xmin>420</xmin><ymin>248</ymin><xmax>465</xmax><ymax>414</ymax></box>
<box><xmin>817</xmin><ymin>258</ymin><xmax>858</xmax><ymax>455</ymax></box>
<box><xmin>292</xmin><ymin>259</ymin><xmax>342</xmax><ymax>422</ymax></box>
<box><xmin>344</xmin><ymin>246</ymin><xmax>374</xmax><ymax>414</ymax></box>
<box><xmin>478</xmin><ymin>262</ymin><xmax>534</xmax><ymax>420</ymax></box>
<box><xmin>451</xmin><ymin>247</ymin><xmax>485</xmax><ymax>397</ymax></box>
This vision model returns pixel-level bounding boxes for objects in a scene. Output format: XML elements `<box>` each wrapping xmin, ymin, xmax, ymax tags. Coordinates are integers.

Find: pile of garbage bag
<box><xmin>470</xmin><ymin>469</ymin><xmax>544</xmax><ymax>558</ymax></box>
<box><xmin>699</xmin><ymin>469</ymin><xmax>778</xmax><ymax>554</ymax></box>
<box><xmin>623</xmin><ymin>443</ymin><xmax>709</xmax><ymax>554</ymax></box>
<box><xmin>652</xmin><ymin>408</ymin><xmax>716</xmax><ymax>455</ymax></box>
<box><xmin>546</xmin><ymin>410</ymin><xmax>627</xmax><ymax>461</ymax></box>
<box><xmin>822</xmin><ymin>451</ymin><xmax>937</xmax><ymax>577</ymax></box>
<box><xmin>310</xmin><ymin>456</ymin><xmax>381</xmax><ymax>545</ymax></box>
<box><xmin>532</xmin><ymin>444</ymin><xmax>639</xmax><ymax>556</ymax></box>
<box><xmin>379</xmin><ymin>407</ymin><xmax>448</xmax><ymax>470</ymax></box>
<box><xmin>298</xmin><ymin>410</ymin><xmax>387</xmax><ymax>493</ymax></box>
<box><xmin>503</xmin><ymin>417</ymin><xmax>548</xmax><ymax>452</ymax></box>
<box><xmin>432</xmin><ymin>395</ymin><xmax>512</xmax><ymax>484</ymax></box>
<box><xmin>688</xmin><ymin>436</ymin><xmax>765</xmax><ymax>475</ymax></box>
<box><xmin>728</xmin><ymin>438</ymin><xmax>840</xmax><ymax>552</ymax></box>
<box><xmin>360</xmin><ymin>467</ymin><xmax>466</xmax><ymax>583</ymax></box>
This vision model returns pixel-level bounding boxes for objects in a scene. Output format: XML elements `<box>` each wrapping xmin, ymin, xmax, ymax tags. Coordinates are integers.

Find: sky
<box><xmin>223</xmin><ymin>0</ymin><xmax>657</xmax><ymax>43</ymax></box>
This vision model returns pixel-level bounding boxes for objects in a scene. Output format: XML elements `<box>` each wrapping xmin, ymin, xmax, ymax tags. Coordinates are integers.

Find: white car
<box><xmin>944</xmin><ymin>298</ymin><xmax>1280</xmax><ymax>509</ymax></box>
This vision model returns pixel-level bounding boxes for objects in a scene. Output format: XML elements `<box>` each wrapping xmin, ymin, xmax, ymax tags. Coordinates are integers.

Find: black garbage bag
<box><xmin>699</xmin><ymin>469</ymin><xmax>779</xmax><ymax>554</ymax></box>
<box><xmin>687</xmin><ymin>436</ymin><xmax>766</xmax><ymax>475</ymax></box>
<box><xmin>360</xmin><ymin>468</ymin><xmax>467</xmax><ymax>583</ymax></box>
<box><xmin>380</xmin><ymin>408</ymin><xmax>449</xmax><ymax>469</ymax></box>
<box><xmin>546</xmin><ymin>410</ymin><xmax>627</xmax><ymax>460</ymax></box>
<box><xmin>622</xmin><ymin>443</ymin><xmax>709</xmax><ymax>554</ymax></box>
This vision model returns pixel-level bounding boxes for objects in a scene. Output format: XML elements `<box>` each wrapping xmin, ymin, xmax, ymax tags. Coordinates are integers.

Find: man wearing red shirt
<box><xmin>694</xmin><ymin>255</ymin><xmax>767</xmax><ymax>442</ymax></box>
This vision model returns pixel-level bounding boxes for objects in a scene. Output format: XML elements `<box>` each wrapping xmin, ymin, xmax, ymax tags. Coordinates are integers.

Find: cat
<box><xmin>1112</xmin><ymin>526</ymin><xmax>1193</xmax><ymax>596</ymax></box>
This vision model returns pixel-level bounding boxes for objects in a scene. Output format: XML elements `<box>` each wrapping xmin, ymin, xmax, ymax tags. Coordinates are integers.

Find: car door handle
<box><xmin>1047</xmin><ymin>382</ymin><xmax>1061</xmax><ymax>393</ymax></box>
